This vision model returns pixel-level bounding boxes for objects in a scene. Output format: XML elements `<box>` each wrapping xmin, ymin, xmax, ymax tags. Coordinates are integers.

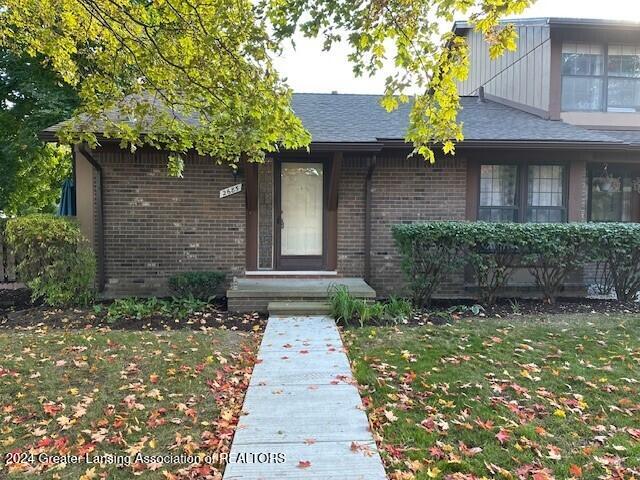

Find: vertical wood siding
<box><xmin>458</xmin><ymin>25</ymin><xmax>552</xmax><ymax>114</ymax></box>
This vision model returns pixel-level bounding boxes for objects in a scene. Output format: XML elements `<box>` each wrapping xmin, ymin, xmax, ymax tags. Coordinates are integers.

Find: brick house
<box><xmin>41</xmin><ymin>17</ymin><xmax>640</xmax><ymax>308</ymax></box>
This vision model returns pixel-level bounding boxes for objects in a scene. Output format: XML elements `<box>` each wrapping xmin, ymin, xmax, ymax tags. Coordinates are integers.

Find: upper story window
<box><xmin>562</xmin><ymin>42</ymin><xmax>640</xmax><ymax>112</ymax></box>
<box><xmin>607</xmin><ymin>45</ymin><xmax>640</xmax><ymax>112</ymax></box>
<box><xmin>561</xmin><ymin>43</ymin><xmax>604</xmax><ymax>111</ymax></box>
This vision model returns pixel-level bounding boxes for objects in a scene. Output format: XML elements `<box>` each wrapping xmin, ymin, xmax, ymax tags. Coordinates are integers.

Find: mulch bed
<box><xmin>0</xmin><ymin>295</ymin><xmax>266</xmax><ymax>332</ymax></box>
<box><xmin>409</xmin><ymin>296</ymin><xmax>640</xmax><ymax>325</ymax></box>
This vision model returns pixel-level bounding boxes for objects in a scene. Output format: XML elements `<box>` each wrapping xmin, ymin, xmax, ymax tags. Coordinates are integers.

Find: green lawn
<box><xmin>0</xmin><ymin>327</ymin><xmax>259</xmax><ymax>479</ymax></box>
<box><xmin>345</xmin><ymin>314</ymin><xmax>640</xmax><ymax>480</ymax></box>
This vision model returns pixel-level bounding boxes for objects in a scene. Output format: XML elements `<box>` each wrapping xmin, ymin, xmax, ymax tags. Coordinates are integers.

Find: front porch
<box><xmin>226</xmin><ymin>277</ymin><xmax>376</xmax><ymax>313</ymax></box>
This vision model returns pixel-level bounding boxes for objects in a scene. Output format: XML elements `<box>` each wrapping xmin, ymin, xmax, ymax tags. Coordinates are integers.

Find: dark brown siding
<box><xmin>94</xmin><ymin>147</ymin><xmax>245</xmax><ymax>296</ymax></box>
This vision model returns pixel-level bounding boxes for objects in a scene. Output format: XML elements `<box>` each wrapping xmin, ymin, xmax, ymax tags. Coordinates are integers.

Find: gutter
<box><xmin>364</xmin><ymin>155</ymin><xmax>377</xmax><ymax>284</ymax></box>
<box><xmin>78</xmin><ymin>143</ymin><xmax>106</xmax><ymax>292</ymax></box>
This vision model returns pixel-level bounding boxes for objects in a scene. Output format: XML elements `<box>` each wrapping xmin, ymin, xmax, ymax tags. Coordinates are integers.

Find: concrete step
<box><xmin>227</xmin><ymin>277</ymin><xmax>376</xmax><ymax>312</ymax></box>
<box><xmin>268</xmin><ymin>301</ymin><xmax>332</xmax><ymax>316</ymax></box>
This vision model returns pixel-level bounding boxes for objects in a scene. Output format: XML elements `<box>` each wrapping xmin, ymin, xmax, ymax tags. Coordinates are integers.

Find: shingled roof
<box><xmin>42</xmin><ymin>92</ymin><xmax>630</xmax><ymax>148</ymax></box>
<box><xmin>291</xmin><ymin>93</ymin><xmax>623</xmax><ymax>145</ymax></box>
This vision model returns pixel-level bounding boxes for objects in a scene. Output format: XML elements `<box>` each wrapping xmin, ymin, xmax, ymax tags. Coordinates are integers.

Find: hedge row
<box><xmin>392</xmin><ymin>222</ymin><xmax>640</xmax><ymax>305</ymax></box>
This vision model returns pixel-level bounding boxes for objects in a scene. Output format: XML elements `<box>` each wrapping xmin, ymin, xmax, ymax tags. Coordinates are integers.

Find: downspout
<box><xmin>364</xmin><ymin>155</ymin><xmax>377</xmax><ymax>284</ymax></box>
<box><xmin>78</xmin><ymin>143</ymin><xmax>106</xmax><ymax>292</ymax></box>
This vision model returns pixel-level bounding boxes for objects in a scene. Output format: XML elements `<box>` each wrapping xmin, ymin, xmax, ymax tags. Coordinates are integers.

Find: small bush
<box><xmin>329</xmin><ymin>285</ymin><xmax>357</xmax><ymax>325</ymax></box>
<box><xmin>5</xmin><ymin>214</ymin><xmax>95</xmax><ymax>306</ymax></box>
<box><xmin>329</xmin><ymin>285</ymin><xmax>411</xmax><ymax>326</ymax></box>
<box><xmin>168</xmin><ymin>271</ymin><xmax>225</xmax><ymax>300</ymax></box>
<box><xmin>593</xmin><ymin>223</ymin><xmax>640</xmax><ymax>301</ymax></box>
<box><xmin>385</xmin><ymin>296</ymin><xmax>413</xmax><ymax>322</ymax></box>
<box><xmin>106</xmin><ymin>296</ymin><xmax>209</xmax><ymax>322</ymax></box>
<box><xmin>392</xmin><ymin>222</ymin><xmax>469</xmax><ymax>307</ymax></box>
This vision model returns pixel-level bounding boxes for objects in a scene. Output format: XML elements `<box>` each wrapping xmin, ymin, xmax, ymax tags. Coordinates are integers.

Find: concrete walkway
<box><xmin>223</xmin><ymin>315</ymin><xmax>387</xmax><ymax>480</ymax></box>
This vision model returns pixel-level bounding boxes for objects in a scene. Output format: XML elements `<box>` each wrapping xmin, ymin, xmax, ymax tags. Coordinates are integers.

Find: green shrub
<box><xmin>392</xmin><ymin>222</ymin><xmax>469</xmax><ymax>307</ymax></box>
<box><xmin>592</xmin><ymin>223</ymin><xmax>640</xmax><ymax>301</ymax></box>
<box><xmin>392</xmin><ymin>222</ymin><xmax>619</xmax><ymax>305</ymax></box>
<box><xmin>5</xmin><ymin>214</ymin><xmax>95</xmax><ymax>306</ymax></box>
<box><xmin>465</xmin><ymin>223</ymin><xmax>524</xmax><ymax>305</ymax></box>
<box><xmin>168</xmin><ymin>271</ymin><xmax>225</xmax><ymax>300</ymax></box>
<box><xmin>385</xmin><ymin>296</ymin><xmax>413</xmax><ymax>322</ymax></box>
<box><xmin>106</xmin><ymin>296</ymin><xmax>209</xmax><ymax>322</ymax></box>
<box><xmin>329</xmin><ymin>285</ymin><xmax>411</xmax><ymax>326</ymax></box>
<box><xmin>523</xmin><ymin>223</ymin><xmax>600</xmax><ymax>303</ymax></box>
<box><xmin>329</xmin><ymin>285</ymin><xmax>357</xmax><ymax>325</ymax></box>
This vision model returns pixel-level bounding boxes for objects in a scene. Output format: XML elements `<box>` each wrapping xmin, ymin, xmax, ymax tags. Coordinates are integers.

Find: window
<box><xmin>527</xmin><ymin>165</ymin><xmax>566</xmax><ymax>222</ymax></box>
<box><xmin>589</xmin><ymin>166</ymin><xmax>635</xmax><ymax>222</ymax></box>
<box><xmin>562</xmin><ymin>43</ymin><xmax>604</xmax><ymax>111</ymax></box>
<box><xmin>607</xmin><ymin>44</ymin><xmax>640</xmax><ymax>112</ymax></box>
<box><xmin>479</xmin><ymin>165</ymin><xmax>518</xmax><ymax>222</ymax></box>
<box><xmin>562</xmin><ymin>42</ymin><xmax>640</xmax><ymax>112</ymax></box>
<box><xmin>479</xmin><ymin>164</ymin><xmax>566</xmax><ymax>223</ymax></box>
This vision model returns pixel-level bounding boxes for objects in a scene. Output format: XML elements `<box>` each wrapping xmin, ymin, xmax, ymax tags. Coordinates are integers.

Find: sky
<box><xmin>273</xmin><ymin>0</ymin><xmax>640</xmax><ymax>94</ymax></box>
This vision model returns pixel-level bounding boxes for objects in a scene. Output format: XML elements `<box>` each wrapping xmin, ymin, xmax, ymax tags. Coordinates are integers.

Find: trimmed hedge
<box><xmin>168</xmin><ymin>271</ymin><xmax>226</xmax><ymax>300</ymax></box>
<box><xmin>5</xmin><ymin>214</ymin><xmax>95</xmax><ymax>306</ymax></box>
<box><xmin>392</xmin><ymin>221</ymin><xmax>640</xmax><ymax>306</ymax></box>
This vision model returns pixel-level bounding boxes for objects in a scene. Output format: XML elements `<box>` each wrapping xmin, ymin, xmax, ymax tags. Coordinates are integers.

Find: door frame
<box><xmin>274</xmin><ymin>157</ymin><xmax>330</xmax><ymax>271</ymax></box>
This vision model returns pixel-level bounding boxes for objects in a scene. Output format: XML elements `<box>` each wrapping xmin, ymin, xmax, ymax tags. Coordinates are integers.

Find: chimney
<box><xmin>478</xmin><ymin>86</ymin><xmax>486</xmax><ymax>103</ymax></box>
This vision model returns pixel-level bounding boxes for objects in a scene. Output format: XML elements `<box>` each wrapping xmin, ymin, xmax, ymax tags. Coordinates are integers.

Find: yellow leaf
<box><xmin>427</xmin><ymin>466</ymin><xmax>441</xmax><ymax>478</ymax></box>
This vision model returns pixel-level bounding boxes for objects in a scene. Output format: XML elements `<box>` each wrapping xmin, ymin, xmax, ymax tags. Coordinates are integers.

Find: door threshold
<box><xmin>245</xmin><ymin>270</ymin><xmax>338</xmax><ymax>276</ymax></box>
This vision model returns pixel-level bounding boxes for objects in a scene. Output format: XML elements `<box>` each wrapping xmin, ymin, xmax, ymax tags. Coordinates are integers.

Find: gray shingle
<box><xmin>42</xmin><ymin>92</ymin><xmax>626</xmax><ymax>146</ymax></box>
<box><xmin>292</xmin><ymin>93</ymin><xmax>623</xmax><ymax>144</ymax></box>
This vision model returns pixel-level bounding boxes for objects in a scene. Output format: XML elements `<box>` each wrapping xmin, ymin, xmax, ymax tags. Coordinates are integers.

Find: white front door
<box><xmin>280</xmin><ymin>162</ymin><xmax>324</xmax><ymax>259</ymax></box>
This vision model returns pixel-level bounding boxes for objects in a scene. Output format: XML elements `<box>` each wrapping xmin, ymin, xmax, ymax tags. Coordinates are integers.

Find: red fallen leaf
<box><xmin>304</xmin><ymin>438</ymin><xmax>316</xmax><ymax>445</ymax></box>
<box><xmin>299</xmin><ymin>350</ymin><xmax>309</xmax><ymax>354</ymax></box>
<box><xmin>628</xmin><ymin>428</ymin><xmax>640</xmax><ymax>440</ymax></box>
<box><xmin>569</xmin><ymin>464</ymin><xmax>583</xmax><ymax>477</ymax></box>
<box><xmin>36</xmin><ymin>437</ymin><xmax>54</xmax><ymax>448</ymax></box>
<box><xmin>283</xmin><ymin>344</ymin><xmax>292</xmax><ymax>349</ymax></box>
<box><xmin>77</xmin><ymin>442</ymin><xmax>96</xmax><ymax>456</ymax></box>
<box><xmin>532</xmin><ymin>469</ymin><xmax>555</xmax><ymax>480</ymax></box>
<box><xmin>149</xmin><ymin>374</ymin><xmax>159</xmax><ymax>384</ymax></box>
<box><xmin>43</xmin><ymin>402</ymin><xmax>63</xmax><ymax>416</ymax></box>
<box><xmin>297</xmin><ymin>460</ymin><xmax>312</xmax><ymax>469</ymax></box>
<box><xmin>281</xmin><ymin>356</ymin><xmax>289</xmax><ymax>360</ymax></box>
<box><xmin>474</xmin><ymin>419</ymin><xmax>494</xmax><ymax>430</ymax></box>
<box><xmin>429</xmin><ymin>446</ymin><xmax>445</xmax><ymax>459</ymax></box>
<box><xmin>420</xmin><ymin>418</ymin><xmax>436</xmax><ymax>432</ymax></box>
<box><xmin>495</xmin><ymin>429</ymin><xmax>511</xmax><ymax>445</ymax></box>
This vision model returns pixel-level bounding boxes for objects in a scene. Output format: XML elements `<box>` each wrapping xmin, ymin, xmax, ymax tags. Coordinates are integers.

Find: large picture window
<box><xmin>562</xmin><ymin>42</ymin><xmax>640</xmax><ymax>112</ymax></box>
<box><xmin>479</xmin><ymin>163</ymin><xmax>567</xmax><ymax>223</ymax></box>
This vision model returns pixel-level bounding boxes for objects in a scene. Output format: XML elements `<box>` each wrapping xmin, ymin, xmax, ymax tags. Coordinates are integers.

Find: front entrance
<box><xmin>274</xmin><ymin>160</ymin><xmax>327</xmax><ymax>270</ymax></box>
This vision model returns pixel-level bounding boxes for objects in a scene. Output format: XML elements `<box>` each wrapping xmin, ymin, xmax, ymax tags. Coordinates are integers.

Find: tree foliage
<box><xmin>1</xmin><ymin>0</ymin><xmax>531</xmax><ymax>171</ymax></box>
<box><xmin>0</xmin><ymin>49</ymin><xmax>78</xmax><ymax>214</ymax></box>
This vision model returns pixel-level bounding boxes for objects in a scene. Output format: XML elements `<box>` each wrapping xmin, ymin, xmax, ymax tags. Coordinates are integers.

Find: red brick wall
<box><xmin>94</xmin><ymin>147</ymin><xmax>245</xmax><ymax>296</ymax></box>
<box><xmin>338</xmin><ymin>154</ymin><xmax>468</xmax><ymax>297</ymax></box>
<box><xmin>92</xmin><ymin>147</ymin><xmax>468</xmax><ymax>298</ymax></box>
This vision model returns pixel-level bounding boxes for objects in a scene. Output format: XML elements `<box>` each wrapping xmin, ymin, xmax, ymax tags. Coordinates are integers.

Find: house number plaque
<box><xmin>219</xmin><ymin>183</ymin><xmax>242</xmax><ymax>198</ymax></box>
